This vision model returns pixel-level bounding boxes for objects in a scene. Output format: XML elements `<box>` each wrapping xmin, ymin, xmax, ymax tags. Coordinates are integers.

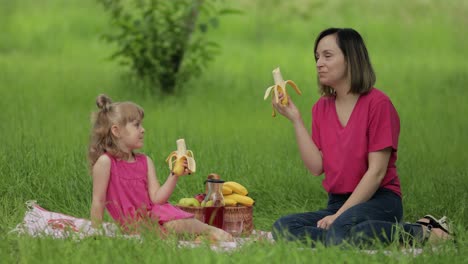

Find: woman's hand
<box><xmin>272</xmin><ymin>93</ymin><xmax>302</xmax><ymax>122</ymax></box>
<box><xmin>317</xmin><ymin>214</ymin><xmax>338</xmax><ymax>230</ymax></box>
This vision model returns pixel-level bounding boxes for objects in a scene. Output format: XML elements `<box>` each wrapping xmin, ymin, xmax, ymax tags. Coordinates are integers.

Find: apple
<box><xmin>202</xmin><ymin>200</ymin><xmax>214</xmax><ymax>207</ymax></box>
<box><xmin>194</xmin><ymin>193</ymin><xmax>206</xmax><ymax>203</ymax></box>
<box><xmin>186</xmin><ymin>198</ymin><xmax>201</xmax><ymax>207</ymax></box>
<box><xmin>178</xmin><ymin>197</ymin><xmax>200</xmax><ymax>207</ymax></box>
<box><xmin>178</xmin><ymin>198</ymin><xmax>189</xmax><ymax>206</ymax></box>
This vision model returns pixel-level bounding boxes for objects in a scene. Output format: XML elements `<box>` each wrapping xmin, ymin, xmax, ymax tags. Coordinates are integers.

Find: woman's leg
<box><xmin>414</xmin><ymin>217</ymin><xmax>452</xmax><ymax>243</ymax></box>
<box><xmin>325</xmin><ymin>188</ymin><xmax>403</xmax><ymax>246</ymax></box>
<box><xmin>344</xmin><ymin>218</ymin><xmax>450</xmax><ymax>247</ymax></box>
<box><xmin>272</xmin><ymin>210</ymin><xmax>333</xmax><ymax>243</ymax></box>
<box><xmin>346</xmin><ymin>220</ymin><xmax>421</xmax><ymax>246</ymax></box>
<box><xmin>272</xmin><ymin>193</ymin><xmax>348</xmax><ymax>243</ymax></box>
<box><xmin>163</xmin><ymin>218</ymin><xmax>233</xmax><ymax>242</ymax></box>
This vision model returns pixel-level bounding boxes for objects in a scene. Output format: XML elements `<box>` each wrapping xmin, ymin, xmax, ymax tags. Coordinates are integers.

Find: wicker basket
<box><xmin>176</xmin><ymin>205</ymin><xmax>254</xmax><ymax>235</ymax></box>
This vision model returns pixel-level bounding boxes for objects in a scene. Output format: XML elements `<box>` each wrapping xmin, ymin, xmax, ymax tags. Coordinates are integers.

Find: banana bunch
<box><xmin>264</xmin><ymin>67</ymin><xmax>302</xmax><ymax>117</ymax></box>
<box><xmin>223</xmin><ymin>181</ymin><xmax>254</xmax><ymax>206</ymax></box>
<box><xmin>165</xmin><ymin>139</ymin><xmax>196</xmax><ymax>176</ymax></box>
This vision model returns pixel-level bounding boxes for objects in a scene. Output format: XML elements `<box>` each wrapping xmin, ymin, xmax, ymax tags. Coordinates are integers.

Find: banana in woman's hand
<box><xmin>264</xmin><ymin>67</ymin><xmax>302</xmax><ymax>117</ymax></box>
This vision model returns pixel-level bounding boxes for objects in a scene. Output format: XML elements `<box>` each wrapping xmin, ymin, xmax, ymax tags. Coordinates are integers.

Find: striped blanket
<box><xmin>10</xmin><ymin>200</ymin><xmax>274</xmax><ymax>251</ymax></box>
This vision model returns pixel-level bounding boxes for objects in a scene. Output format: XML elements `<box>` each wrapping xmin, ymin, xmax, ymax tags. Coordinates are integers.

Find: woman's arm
<box><xmin>273</xmin><ymin>96</ymin><xmax>323</xmax><ymax>175</ymax></box>
<box><xmin>147</xmin><ymin>156</ymin><xmax>185</xmax><ymax>205</ymax></box>
<box><xmin>90</xmin><ymin>155</ymin><xmax>111</xmax><ymax>228</ymax></box>
<box><xmin>317</xmin><ymin>147</ymin><xmax>392</xmax><ymax>229</ymax></box>
<box><xmin>291</xmin><ymin>117</ymin><xmax>323</xmax><ymax>176</ymax></box>
<box><xmin>335</xmin><ymin>147</ymin><xmax>392</xmax><ymax>214</ymax></box>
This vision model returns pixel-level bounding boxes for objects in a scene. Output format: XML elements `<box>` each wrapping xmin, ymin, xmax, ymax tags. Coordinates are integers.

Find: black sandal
<box><xmin>416</xmin><ymin>215</ymin><xmax>453</xmax><ymax>243</ymax></box>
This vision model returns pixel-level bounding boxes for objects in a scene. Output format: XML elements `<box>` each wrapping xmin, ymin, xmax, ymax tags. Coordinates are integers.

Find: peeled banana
<box><xmin>224</xmin><ymin>181</ymin><xmax>248</xmax><ymax>196</ymax></box>
<box><xmin>165</xmin><ymin>139</ymin><xmax>196</xmax><ymax>176</ymax></box>
<box><xmin>224</xmin><ymin>194</ymin><xmax>254</xmax><ymax>206</ymax></box>
<box><xmin>264</xmin><ymin>67</ymin><xmax>302</xmax><ymax>117</ymax></box>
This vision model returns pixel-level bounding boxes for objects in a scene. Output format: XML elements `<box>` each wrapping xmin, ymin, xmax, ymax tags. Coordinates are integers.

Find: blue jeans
<box><xmin>272</xmin><ymin>188</ymin><xmax>424</xmax><ymax>247</ymax></box>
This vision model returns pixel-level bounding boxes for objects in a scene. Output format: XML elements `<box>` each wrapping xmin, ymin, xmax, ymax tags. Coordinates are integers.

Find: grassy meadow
<box><xmin>1</xmin><ymin>0</ymin><xmax>467</xmax><ymax>262</ymax></box>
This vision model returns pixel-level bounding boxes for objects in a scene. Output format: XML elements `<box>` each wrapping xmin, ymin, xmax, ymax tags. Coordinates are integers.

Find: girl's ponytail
<box><xmin>96</xmin><ymin>94</ymin><xmax>112</xmax><ymax>112</ymax></box>
<box><xmin>88</xmin><ymin>94</ymin><xmax>115</xmax><ymax>168</ymax></box>
<box><xmin>87</xmin><ymin>94</ymin><xmax>144</xmax><ymax>170</ymax></box>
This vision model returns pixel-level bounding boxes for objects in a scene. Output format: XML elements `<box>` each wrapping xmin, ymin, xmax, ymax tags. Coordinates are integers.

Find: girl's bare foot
<box><xmin>209</xmin><ymin>228</ymin><xmax>234</xmax><ymax>242</ymax></box>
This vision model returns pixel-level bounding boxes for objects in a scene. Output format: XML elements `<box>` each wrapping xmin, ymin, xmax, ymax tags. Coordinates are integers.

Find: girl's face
<box><xmin>119</xmin><ymin>119</ymin><xmax>145</xmax><ymax>152</ymax></box>
<box><xmin>315</xmin><ymin>34</ymin><xmax>348</xmax><ymax>89</ymax></box>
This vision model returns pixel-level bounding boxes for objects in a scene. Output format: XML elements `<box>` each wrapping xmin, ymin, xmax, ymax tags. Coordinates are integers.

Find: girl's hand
<box><xmin>317</xmin><ymin>214</ymin><xmax>338</xmax><ymax>230</ymax></box>
<box><xmin>171</xmin><ymin>160</ymin><xmax>192</xmax><ymax>177</ymax></box>
<box><xmin>272</xmin><ymin>93</ymin><xmax>302</xmax><ymax>122</ymax></box>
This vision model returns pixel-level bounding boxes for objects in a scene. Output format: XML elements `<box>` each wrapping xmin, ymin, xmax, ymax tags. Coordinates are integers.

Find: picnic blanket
<box><xmin>10</xmin><ymin>201</ymin><xmax>423</xmax><ymax>255</ymax></box>
<box><xmin>10</xmin><ymin>200</ymin><xmax>123</xmax><ymax>239</ymax></box>
<box><xmin>10</xmin><ymin>200</ymin><xmax>274</xmax><ymax>251</ymax></box>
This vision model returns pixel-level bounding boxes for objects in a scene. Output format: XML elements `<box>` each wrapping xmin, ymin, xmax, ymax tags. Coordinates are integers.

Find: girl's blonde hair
<box><xmin>88</xmin><ymin>94</ymin><xmax>144</xmax><ymax>167</ymax></box>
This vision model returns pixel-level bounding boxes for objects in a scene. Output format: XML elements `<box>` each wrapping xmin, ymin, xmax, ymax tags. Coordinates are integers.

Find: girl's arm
<box><xmin>272</xmin><ymin>96</ymin><xmax>323</xmax><ymax>175</ymax></box>
<box><xmin>90</xmin><ymin>155</ymin><xmax>111</xmax><ymax>228</ymax></box>
<box><xmin>147</xmin><ymin>156</ymin><xmax>181</xmax><ymax>205</ymax></box>
<box><xmin>317</xmin><ymin>147</ymin><xmax>392</xmax><ymax>229</ymax></box>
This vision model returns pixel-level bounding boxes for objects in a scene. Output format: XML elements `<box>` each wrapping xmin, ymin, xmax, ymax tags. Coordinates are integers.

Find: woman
<box><xmin>271</xmin><ymin>28</ymin><xmax>451</xmax><ymax>247</ymax></box>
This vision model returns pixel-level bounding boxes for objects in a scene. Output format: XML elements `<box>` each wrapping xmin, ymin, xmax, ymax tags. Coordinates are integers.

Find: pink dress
<box><xmin>104</xmin><ymin>153</ymin><xmax>193</xmax><ymax>227</ymax></box>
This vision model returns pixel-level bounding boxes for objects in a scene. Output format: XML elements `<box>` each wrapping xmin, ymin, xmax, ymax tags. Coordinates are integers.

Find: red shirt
<box><xmin>311</xmin><ymin>88</ymin><xmax>401</xmax><ymax>196</ymax></box>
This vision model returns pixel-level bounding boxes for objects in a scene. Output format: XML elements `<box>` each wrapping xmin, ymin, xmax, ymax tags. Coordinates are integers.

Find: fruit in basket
<box><xmin>224</xmin><ymin>198</ymin><xmax>237</xmax><ymax>206</ymax></box>
<box><xmin>187</xmin><ymin>198</ymin><xmax>201</xmax><ymax>207</ymax></box>
<box><xmin>194</xmin><ymin>193</ymin><xmax>206</xmax><ymax>203</ymax></box>
<box><xmin>224</xmin><ymin>193</ymin><xmax>254</xmax><ymax>206</ymax></box>
<box><xmin>222</xmin><ymin>185</ymin><xmax>233</xmax><ymax>195</ymax></box>
<box><xmin>165</xmin><ymin>139</ymin><xmax>196</xmax><ymax>176</ymax></box>
<box><xmin>224</xmin><ymin>181</ymin><xmax>248</xmax><ymax>196</ymax></box>
<box><xmin>201</xmin><ymin>200</ymin><xmax>214</xmax><ymax>207</ymax></box>
<box><xmin>177</xmin><ymin>198</ymin><xmax>187</xmax><ymax>206</ymax></box>
<box><xmin>178</xmin><ymin>197</ymin><xmax>200</xmax><ymax>207</ymax></box>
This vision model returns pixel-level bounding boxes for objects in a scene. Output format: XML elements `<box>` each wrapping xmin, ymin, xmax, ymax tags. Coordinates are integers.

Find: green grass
<box><xmin>1</xmin><ymin>0</ymin><xmax>467</xmax><ymax>262</ymax></box>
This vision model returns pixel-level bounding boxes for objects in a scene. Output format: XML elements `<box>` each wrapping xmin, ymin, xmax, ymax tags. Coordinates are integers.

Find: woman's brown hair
<box><xmin>314</xmin><ymin>28</ymin><xmax>376</xmax><ymax>96</ymax></box>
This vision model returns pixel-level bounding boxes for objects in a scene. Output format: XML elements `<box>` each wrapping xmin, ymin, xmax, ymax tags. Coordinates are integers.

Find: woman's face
<box><xmin>315</xmin><ymin>34</ymin><xmax>348</xmax><ymax>88</ymax></box>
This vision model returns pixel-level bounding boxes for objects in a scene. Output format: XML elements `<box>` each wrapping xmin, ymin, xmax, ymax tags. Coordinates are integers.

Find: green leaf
<box><xmin>97</xmin><ymin>0</ymin><xmax>230</xmax><ymax>94</ymax></box>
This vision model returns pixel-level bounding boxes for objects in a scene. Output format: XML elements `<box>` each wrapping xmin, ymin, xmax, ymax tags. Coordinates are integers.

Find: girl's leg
<box><xmin>163</xmin><ymin>218</ymin><xmax>233</xmax><ymax>242</ymax></box>
<box><xmin>325</xmin><ymin>188</ymin><xmax>403</xmax><ymax>246</ymax></box>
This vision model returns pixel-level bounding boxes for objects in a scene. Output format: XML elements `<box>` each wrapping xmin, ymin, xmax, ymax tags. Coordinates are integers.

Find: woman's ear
<box><xmin>111</xmin><ymin>125</ymin><xmax>120</xmax><ymax>138</ymax></box>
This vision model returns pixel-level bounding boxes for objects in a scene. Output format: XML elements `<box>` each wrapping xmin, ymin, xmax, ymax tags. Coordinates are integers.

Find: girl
<box><xmin>271</xmin><ymin>28</ymin><xmax>452</xmax><ymax>246</ymax></box>
<box><xmin>88</xmin><ymin>94</ymin><xmax>232</xmax><ymax>241</ymax></box>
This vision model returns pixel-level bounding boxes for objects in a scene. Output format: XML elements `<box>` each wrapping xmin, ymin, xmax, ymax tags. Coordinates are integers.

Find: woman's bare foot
<box><xmin>417</xmin><ymin>218</ymin><xmax>451</xmax><ymax>243</ymax></box>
